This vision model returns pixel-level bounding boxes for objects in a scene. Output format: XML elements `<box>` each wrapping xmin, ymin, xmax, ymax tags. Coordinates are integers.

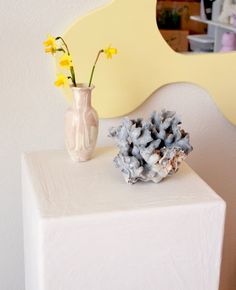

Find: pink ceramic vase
<box><xmin>220</xmin><ymin>32</ymin><xmax>236</xmax><ymax>52</ymax></box>
<box><xmin>65</xmin><ymin>84</ymin><xmax>99</xmax><ymax>162</ymax></box>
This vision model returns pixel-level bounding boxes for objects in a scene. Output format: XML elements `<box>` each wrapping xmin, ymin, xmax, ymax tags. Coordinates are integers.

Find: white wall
<box><xmin>0</xmin><ymin>1</ymin><xmax>235</xmax><ymax>290</ymax></box>
<box><xmin>0</xmin><ymin>1</ymin><xmax>108</xmax><ymax>289</ymax></box>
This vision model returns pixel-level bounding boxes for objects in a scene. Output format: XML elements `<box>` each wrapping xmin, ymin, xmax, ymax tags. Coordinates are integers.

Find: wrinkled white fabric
<box><xmin>22</xmin><ymin>148</ymin><xmax>225</xmax><ymax>290</ymax></box>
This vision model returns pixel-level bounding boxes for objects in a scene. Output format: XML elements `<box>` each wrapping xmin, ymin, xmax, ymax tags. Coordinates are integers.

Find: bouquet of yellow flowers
<box><xmin>43</xmin><ymin>34</ymin><xmax>117</xmax><ymax>88</ymax></box>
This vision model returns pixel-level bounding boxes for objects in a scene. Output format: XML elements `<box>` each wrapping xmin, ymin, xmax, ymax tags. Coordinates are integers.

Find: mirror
<box><xmin>156</xmin><ymin>0</ymin><xmax>236</xmax><ymax>53</ymax></box>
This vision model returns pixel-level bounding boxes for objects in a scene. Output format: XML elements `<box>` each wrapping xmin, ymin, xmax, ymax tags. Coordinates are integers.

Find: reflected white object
<box><xmin>22</xmin><ymin>148</ymin><xmax>225</xmax><ymax>290</ymax></box>
<box><xmin>189</xmin><ymin>0</ymin><xmax>236</xmax><ymax>52</ymax></box>
<box><xmin>65</xmin><ymin>84</ymin><xmax>99</xmax><ymax>162</ymax></box>
<box><xmin>218</xmin><ymin>0</ymin><xmax>236</xmax><ymax>23</ymax></box>
<box><xmin>200</xmin><ymin>0</ymin><xmax>207</xmax><ymax>19</ymax></box>
<box><xmin>230</xmin><ymin>13</ymin><xmax>236</xmax><ymax>26</ymax></box>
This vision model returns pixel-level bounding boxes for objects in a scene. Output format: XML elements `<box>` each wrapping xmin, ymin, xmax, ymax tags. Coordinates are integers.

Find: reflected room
<box><xmin>156</xmin><ymin>0</ymin><xmax>236</xmax><ymax>53</ymax></box>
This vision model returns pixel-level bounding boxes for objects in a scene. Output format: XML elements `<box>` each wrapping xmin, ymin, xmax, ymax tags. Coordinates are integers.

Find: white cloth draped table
<box><xmin>22</xmin><ymin>147</ymin><xmax>226</xmax><ymax>290</ymax></box>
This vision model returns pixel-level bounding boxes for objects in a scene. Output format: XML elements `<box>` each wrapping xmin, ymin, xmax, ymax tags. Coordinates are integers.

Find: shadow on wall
<box><xmin>98</xmin><ymin>82</ymin><xmax>236</xmax><ymax>290</ymax></box>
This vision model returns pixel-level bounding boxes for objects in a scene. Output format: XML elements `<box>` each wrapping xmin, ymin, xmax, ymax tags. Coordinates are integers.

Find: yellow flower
<box><xmin>43</xmin><ymin>35</ymin><xmax>56</xmax><ymax>47</ymax></box>
<box><xmin>43</xmin><ymin>35</ymin><xmax>57</xmax><ymax>54</ymax></box>
<box><xmin>54</xmin><ymin>74</ymin><xmax>68</xmax><ymax>87</ymax></box>
<box><xmin>59</xmin><ymin>53</ymin><xmax>73</xmax><ymax>68</ymax></box>
<box><xmin>45</xmin><ymin>46</ymin><xmax>57</xmax><ymax>54</ymax></box>
<box><xmin>104</xmin><ymin>46</ymin><xmax>117</xmax><ymax>59</ymax></box>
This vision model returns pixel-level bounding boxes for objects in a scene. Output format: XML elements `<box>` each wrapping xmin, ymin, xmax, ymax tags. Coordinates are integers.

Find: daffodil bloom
<box><xmin>44</xmin><ymin>34</ymin><xmax>118</xmax><ymax>89</ymax></box>
<box><xmin>44</xmin><ymin>35</ymin><xmax>77</xmax><ymax>86</ymax></box>
<box><xmin>45</xmin><ymin>46</ymin><xmax>57</xmax><ymax>54</ymax></box>
<box><xmin>104</xmin><ymin>46</ymin><xmax>117</xmax><ymax>59</ymax></box>
<box><xmin>54</xmin><ymin>74</ymin><xmax>68</xmax><ymax>87</ymax></box>
<box><xmin>59</xmin><ymin>53</ymin><xmax>73</xmax><ymax>68</ymax></box>
<box><xmin>43</xmin><ymin>35</ymin><xmax>57</xmax><ymax>54</ymax></box>
<box><xmin>44</xmin><ymin>35</ymin><xmax>56</xmax><ymax>47</ymax></box>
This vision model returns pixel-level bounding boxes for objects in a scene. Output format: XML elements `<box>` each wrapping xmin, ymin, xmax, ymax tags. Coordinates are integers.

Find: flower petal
<box><xmin>59</xmin><ymin>53</ymin><xmax>73</xmax><ymax>67</ymax></box>
<box><xmin>43</xmin><ymin>35</ymin><xmax>56</xmax><ymax>47</ymax></box>
<box><xmin>54</xmin><ymin>74</ymin><xmax>68</xmax><ymax>87</ymax></box>
<box><xmin>104</xmin><ymin>46</ymin><xmax>118</xmax><ymax>59</ymax></box>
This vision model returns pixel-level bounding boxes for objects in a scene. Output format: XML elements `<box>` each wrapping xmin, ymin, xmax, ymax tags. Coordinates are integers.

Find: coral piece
<box><xmin>109</xmin><ymin>110</ymin><xmax>193</xmax><ymax>184</ymax></box>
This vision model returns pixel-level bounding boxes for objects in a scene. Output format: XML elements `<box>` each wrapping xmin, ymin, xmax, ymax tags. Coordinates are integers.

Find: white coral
<box><xmin>109</xmin><ymin>110</ymin><xmax>193</xmax><ymax>184</ymax></box>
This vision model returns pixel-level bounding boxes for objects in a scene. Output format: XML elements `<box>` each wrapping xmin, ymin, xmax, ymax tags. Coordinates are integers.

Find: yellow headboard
<box><xmin>63</xmin><ymin>0</ymin><xmax>236</xmax><ymax>125</ymax></box>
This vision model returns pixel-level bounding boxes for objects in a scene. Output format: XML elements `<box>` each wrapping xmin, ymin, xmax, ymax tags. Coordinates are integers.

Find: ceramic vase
<box><xmin>65</xmin><ymin>84</ymin><xmax>99</xmax><ymax>162</ymax></box>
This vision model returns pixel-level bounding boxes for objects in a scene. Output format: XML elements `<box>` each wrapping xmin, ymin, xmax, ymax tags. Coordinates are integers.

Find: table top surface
<box><xmin>22</xmin><ymin>147</ymin><xmax>223</xmax><ymax>219</ymax></box>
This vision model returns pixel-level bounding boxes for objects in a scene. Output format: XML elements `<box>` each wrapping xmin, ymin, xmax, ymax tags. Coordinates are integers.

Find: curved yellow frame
<box><xmin>63</xmin><ymin>0</ymin><xmax>236</xmax><ymax>124</ymax></box>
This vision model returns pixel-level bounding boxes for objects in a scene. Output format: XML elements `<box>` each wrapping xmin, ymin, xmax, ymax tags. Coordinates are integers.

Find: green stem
<box><xmin>57</xmin><ymin>48</ymin><xmax>66</xmax><ymax>53</ymax></box>
<box><xmin>56</xmin><ymin>36</ymin><xmax>77</xmax><ymax>87</ymax></box>
<box><xmin>56</xmin><ymin>37</ymin><xmax>70</xmax><ymax>55</ymax></box>
<box><xmin>70</xmin><ymin>66</ymin><xmax>76</xmax><ymax>87</ymax></box>
<box><xmin>88</xmin><ymin>49</ymin><xmax>104</xmax><ymax>87</ymax></box>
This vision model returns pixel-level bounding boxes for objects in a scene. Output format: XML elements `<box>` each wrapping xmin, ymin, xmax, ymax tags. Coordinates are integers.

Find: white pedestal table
<box><xmin>22</xmin><ymin>147</ymin><xmax>226</xmax><ymax>290</ymax></box>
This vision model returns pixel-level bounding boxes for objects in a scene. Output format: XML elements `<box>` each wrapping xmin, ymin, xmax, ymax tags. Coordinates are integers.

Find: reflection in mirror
<box><xmin>156</xmin><ymin>0</ymin><xmax>236</xmax><ymax>53</ymax></box>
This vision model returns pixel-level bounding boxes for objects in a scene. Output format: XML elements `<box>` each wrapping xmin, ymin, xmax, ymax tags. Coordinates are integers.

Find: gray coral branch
<box><xmin>109</xmin><ymin>110</ymin><xmax>193</xmax><ymax>184</ymax></box>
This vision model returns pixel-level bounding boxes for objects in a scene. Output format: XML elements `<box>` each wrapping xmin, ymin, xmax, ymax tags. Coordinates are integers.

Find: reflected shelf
<box><xmin>190</xmin><ymin>16</ymin><xmax>236</xmax><ymax>33</ymax></box>
<box><xmin>190</xmin><ymin>15</ymin><xmax>236</xmax><ymax>52</ymax></box>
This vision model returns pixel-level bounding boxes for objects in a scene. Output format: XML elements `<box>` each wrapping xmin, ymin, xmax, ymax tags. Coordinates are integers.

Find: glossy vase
<box><xmin>65</xmin><ymin>84</ymin><xmax>99</xmax><ymax>162</ymax></box>
<box><xmin>220</xmin><ymin>32</ymin><xmax>236</xmax><ymax>52</ymax></box>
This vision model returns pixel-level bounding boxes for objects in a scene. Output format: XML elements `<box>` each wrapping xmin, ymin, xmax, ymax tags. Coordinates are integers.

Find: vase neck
<box><xmin>72</xmin><ymin>87</ymin><xmax>93</xmax><ymax>110</ymax></box>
